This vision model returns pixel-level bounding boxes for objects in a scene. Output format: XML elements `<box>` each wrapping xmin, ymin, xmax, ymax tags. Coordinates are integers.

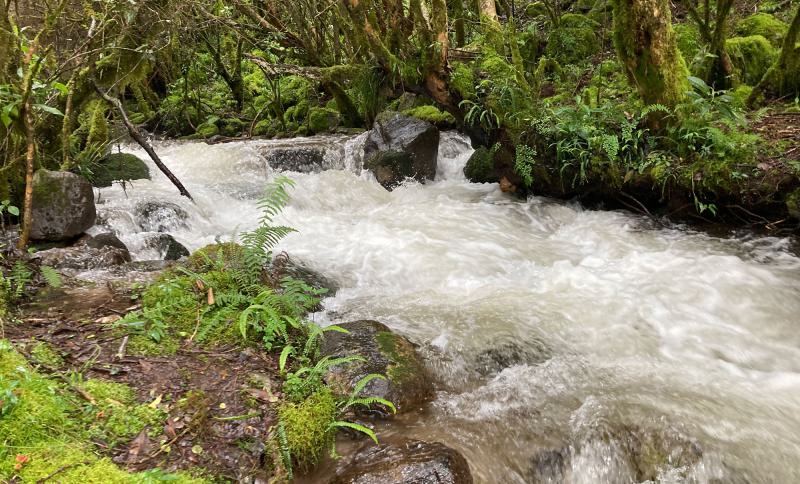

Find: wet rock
<box><xmin>527</xmin><ymin>424</ymin><xmax>703</xmax><ymax>483</ymax></box>
<box><xmin>31</xmin><ymin>245</ymin><xmax>130</xmax><ymax>269</ymax></box>
<box><xmin>143</xmin><ymin>233</ymin><xmax>190</xmax><ymax>260</ymax></box>
<box><xmin>363</xmin><ymin>111</ymin><xmax>439</xmax><ymax>190</ymax></box>
<box><xmin>330</xmin><ymin>440</ymin><xmax>473</xmax><ymax>484</ymax></box>
<box><xmin>30</xmin><ymin>169</ymin><xmax>96</xmax><ymax>241</ymax></box>
<box><xmin>472</xmin><ymin>337</ymin><xmax>551</xmax><ymax>376</ymax></box>
<box><xmin>262</xmin><ymin>147</ymin><xmax>328</xmax><ymax>173</ymax></box>
<box><xmin>320</xmin><ymin>320</ymin><xmax>433</xmax><ymax>417</ymax></box>
<box><xmin>135</xmin><ymin>201</ymin><xmax>189</xmax><ymax>233</ymax></box>
<box><xmin>77</xmin><ymin>232</ymin><xmax>129</xmax><ymax>254</ymax></box>
<box><xmin>267</xmin><ymin>255</ymin><xmax>339</xmax><ymax>296</ymax></box>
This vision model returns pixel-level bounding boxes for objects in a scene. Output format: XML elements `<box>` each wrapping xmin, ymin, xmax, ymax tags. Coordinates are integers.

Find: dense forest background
<box><xmin>1</xmin><ymin>0</ymin><xmax>799</xmax><ymax>243</ymax></box>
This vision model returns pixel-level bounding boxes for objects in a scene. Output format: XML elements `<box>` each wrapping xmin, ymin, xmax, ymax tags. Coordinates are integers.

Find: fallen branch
<box><xmin>92</xmin><ymin>81</ymin><xmax>193</xmax><ymax>201</ymax></box>
<box><xmin>36</xmin><ymin>460</ymin><xmax>93</xmax><ymax>483</ymax></box>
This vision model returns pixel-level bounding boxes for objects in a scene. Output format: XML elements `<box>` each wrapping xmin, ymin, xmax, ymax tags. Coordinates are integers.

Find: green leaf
<box><xmin>51</xmin><ymin>82</ymin><xmax>69</xmax><ymax>95</ymax></box>
<box><xmin>279</xmin><ymin>345</ymin><xmax>294</xmax><ymax>373</ymax></box>
<box><xmin>7</xmin><ymin>206</ymin><xmax>19</xmax><ymax>216</ymax></box>
<box><xmin>330</xmin><ymin>421</ymin><xmax>378</xmax><ymax>443</ymax></box>
<box><xmin>35</xmin><ymin>104</ymin><xmax>64</xmax><ymax>117</ymax></box>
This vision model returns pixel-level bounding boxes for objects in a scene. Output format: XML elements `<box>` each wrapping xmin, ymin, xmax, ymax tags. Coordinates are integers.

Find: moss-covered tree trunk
<box><xmin>749</xmin><ymin>5</ymin><xmax>800</xmax><ymax>104</ymax></box>
<box><xmin>611</xmin><ymin>0</ymin><xmax>689</xmax><ymax>114</ymax></box>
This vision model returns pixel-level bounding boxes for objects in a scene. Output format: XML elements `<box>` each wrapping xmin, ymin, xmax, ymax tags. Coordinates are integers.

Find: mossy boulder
<box><xmin>320</xmin><ymin>320</ymin><xmax>433</xmax><ymax>417</ymax></box>
<box><xmin>91</xmin><ymin>153</ymin><xmax>150</xmax><ymax>188</ymax></box>
<box><xmin>308</xmin><ymin>107</ymin><xmax>340</xmax><ymax>134</ymax></box>
<box><xmin>331</xmin><ymin>439</ymin><xmax>473</xmax><ymax>484</ymax></box>
<box><xmin>363</xmin><ymin>112</ymin><xmax>440</xmax><ymax>190</ymax></box>
<box><xmin>30</xmin><ymin>169</ymin><xmax>96</xmax><ymax>241</ymax></box>
<box><xmin>735</xmin><ymin>13</ymin><xmax>788</xmax><ymax>47</ymax></box>
<box><xmin>545</xmin><ymin>14</ymin><xmax>601</xmax><ymax>65</ymax></box>
<box><xmin>464</xmin><ymin>146</ymin><xmax>498</xmax><ymax>183</ymax></box>
<box><xmin>726</xmin><ymin>35</ymin><xmax>778</xmax><ymax>86</ymax></box>
<box><xmin>402</xmin><ymin>105</ymin><xmax>456</xmax><ymax>128</ymax></box>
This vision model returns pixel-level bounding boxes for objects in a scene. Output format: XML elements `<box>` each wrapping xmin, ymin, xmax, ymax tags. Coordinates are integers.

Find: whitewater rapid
<box><xmin>95</xmin><ymin>133</ymin><xmax>800</xmax><ymax>483</ymax></box>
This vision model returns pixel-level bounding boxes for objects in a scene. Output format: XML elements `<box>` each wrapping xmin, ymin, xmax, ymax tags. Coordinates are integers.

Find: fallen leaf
<box><xmin>164</xmin><ymin>418</ymin><xmax>177</xmax><ymax>439</ymax></box>
<box><xmin>148</xmin><ymin>394</ymin><xmax>163</xmax><ymax>408</ymax></box>
<box><xmin>127</xmin><ymin>428</ymin><xmax>151</xmax><ymax>459</ymax></box>
<box><xmin>95</xmin><ymin>315</ymin><xmax>121</xmax><ymax>324</ymax></box>
<box><xmin>191</xmin><ymin>444</ymin><xmax>203</xmax><ymax>455</ymax></box>
<box><xmin>207</xmin><ymin>287</ymin><xmax>215</xmax><ymax>305</ymax></box>
<box><xmin>218</xmin><ymin>402</ymin><xmax>226</xmax><ymax>409</ymax></box>
<box><xmin>195</xmin><ymin>279</ymin><xmax>205</xmax><ymax>290</ymax></box>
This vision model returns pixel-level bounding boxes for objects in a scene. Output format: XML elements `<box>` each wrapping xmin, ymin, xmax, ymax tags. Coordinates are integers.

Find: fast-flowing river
<box><xmin>95</xmin><ymin>133</ymin><xmax>800</xmax><ymax>483</ymax></box>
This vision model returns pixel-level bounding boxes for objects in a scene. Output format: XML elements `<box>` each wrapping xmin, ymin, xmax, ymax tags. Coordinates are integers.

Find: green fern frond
<box><xmin>329</xmin><ymin>421</ymin><xmax>378</xmax><ymax>444</ymax></box>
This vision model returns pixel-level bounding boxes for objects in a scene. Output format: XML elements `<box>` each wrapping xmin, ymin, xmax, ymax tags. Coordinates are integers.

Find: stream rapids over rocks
<box><xmin>93</xmin><ymin>132</ymin><xmax>800</xmax><ymax>483</ymax></box>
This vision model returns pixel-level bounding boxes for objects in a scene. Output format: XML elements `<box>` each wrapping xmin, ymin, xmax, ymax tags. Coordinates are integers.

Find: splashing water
<box><xmin>96</xmin><ymin>132</ymin><xmax>800</xmax><ymax>483</ymax></box>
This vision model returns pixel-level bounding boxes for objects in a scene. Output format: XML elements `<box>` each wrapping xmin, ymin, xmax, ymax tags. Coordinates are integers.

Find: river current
<box><xmin>95</xmin><ymin>133</ymin><xmax>800</xmax><ymax>483</ymax></box>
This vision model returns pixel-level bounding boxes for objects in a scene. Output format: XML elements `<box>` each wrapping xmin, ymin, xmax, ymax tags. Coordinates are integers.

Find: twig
<box><xmin>36</xmin><ymin>461</ymin><xmax>92</xmax><ymax>483</ymax></box>
<box><xmin>115</xmin><ymin>335</ymin><xmax>129</xmax><ymax>360</ymax></box>
<box><xmin>212</xmin><ymin>411</ymin><xmax>262</xmax><ymax>422</ymax></box>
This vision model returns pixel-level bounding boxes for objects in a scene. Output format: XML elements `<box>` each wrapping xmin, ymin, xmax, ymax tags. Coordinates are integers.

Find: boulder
<box><xmin>143</xmin><ymin>233</ymin><xmax>190</xmax><ymax>261</ymax></box>
<box><xmin>330</xmin><ymin>440</ymin><xmax>473</xmax><ymax>484</ymax></box>
<box><xmin>77</xmin><ymin>232</ymin><xmax>129</xmax><ymax>254</ymax></box>
<box><xmin>134</xmin><ymin>201</ymin><xmax>189</xmax><ymax>233</ymax></box>
<box><xmin>32</xmin><ymin>246</ymin><xmax>130</xmax><ymax>269</ymax></box>
<box><xmin>267</xmin><ymin>255</ymin><xmax>339</xmax><ymax>296</ymax></box>
<box><xmin>30</xmin><ymin>170</ymin><xmax>96</xmax><ymax>241</ymax></box>
<box><xmin>263</xmin><ymin>147</ymin><xmax>328</xmax><ymax>173</ymax></box>
<box><xmin>363</xmin><ymin>112</ymin><xmax>439</xmax><ymax>190</ymax></box>
<box><xmin>320</xmin><ymin>320</ymin><xmax>433</xmax><ymax>417</ymax></box>
<box><xmin>91</xmin><ymin>153</ymin><xmax>150</xmax><ymax>188</ymax></box>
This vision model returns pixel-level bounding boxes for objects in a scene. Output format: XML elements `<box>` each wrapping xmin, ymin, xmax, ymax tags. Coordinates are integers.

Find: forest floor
<box><xmin>4</xmin><ymin>278</ymin><xmax>284</xmax><ymax>481</ymax></box>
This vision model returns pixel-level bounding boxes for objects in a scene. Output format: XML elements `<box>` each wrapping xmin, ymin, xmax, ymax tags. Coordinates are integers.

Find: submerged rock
<box><xmin>330</xmin><ymin>440</ymin><xmax>473</xmax><ymax>484</ymax></box>
<box><xmin>32</xmin><ymin>245</ymin><xmax>130</xmax><ymax>269</ymax></box>
<box><xmin>30</xmin><ymin>169</ymin><xmax>96</xmax><ymax>241</ymax></box>
<box><xmin>143</xmin><ymin>233</ymin><xmax>190</xmax><ymax>261</ymax></box>
<box><xmin>320</xmin><ymin>320</ymin><xmax>433</xmax><ymax>417</ymax></box>
<box><xmin>472</xmin><ymin>337</ymin><xmax>551</xmax><ymax>376</ymax></box>
<box><xmin>527</xmin><ymin>424</ymin><xmax>703</xmax><ymax>483</ymax></box>
<box><xmin>363</xmin><ymin>111</ymin><xmax>439</xmax><ymax>190</ymax></box>
<box><xmin>77</xmin><ymin>232</ymin><xmax>129</xmax><ymax>254</ymax></box>
<box><xmin>267</xmin><ymin>255</ymin><xmax>339</xmax><ymax>296</ymax></box>
<box><xmin>134</xmin><ymin>201</ymin><xmax>189</xmax><ymax>233</ymax></box>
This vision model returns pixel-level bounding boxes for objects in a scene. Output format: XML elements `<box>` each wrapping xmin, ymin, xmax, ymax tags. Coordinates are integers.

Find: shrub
<box><xmin>545</xmin><ymin>14</ymin><xmax>601</xmax><ymax>66</ymax></box>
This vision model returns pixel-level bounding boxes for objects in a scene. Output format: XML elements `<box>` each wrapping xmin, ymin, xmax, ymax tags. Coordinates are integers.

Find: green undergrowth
<box><xmin>111</xmin><ymin>177</ymin><xmax>396</xmax><ymax>478</ymax></box>
<box><xmin>0</xmin><ymin>341</ymin><xmax>206</xmax><ymax>483</ymax></box>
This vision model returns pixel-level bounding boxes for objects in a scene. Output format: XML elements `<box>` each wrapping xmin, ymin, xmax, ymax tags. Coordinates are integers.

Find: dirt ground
<box><xmin>5</xmin><ymin>281</ymin><xmax>284</xmax><ymax>482</ymax></box>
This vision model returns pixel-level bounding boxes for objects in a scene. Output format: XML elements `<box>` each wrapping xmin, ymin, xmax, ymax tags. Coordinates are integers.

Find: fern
<box><xmin>329</xmin><ymin>420</ymin><xmax>378</xmax><ymax>444</ymax></box>
<box><xmin>39</xmin><ymin>265</ymin><xmax>62</xmax><ymax>288</ymax></box>
<box><xmin>276</xmin><ymin>421</ymin><xmax>294</xmax><ymax>481</ymax></box>
<box><xmin>10</xmin><ymin>261</ymin><xmax>32</xmax><ymax>300</ymax></box>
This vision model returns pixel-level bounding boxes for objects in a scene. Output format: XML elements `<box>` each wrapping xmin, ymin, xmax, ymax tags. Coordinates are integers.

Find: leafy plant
<box><xmin>0</xmin><ymin>200</ymin><xmax>20</xmax><ymax>233</ymax></box>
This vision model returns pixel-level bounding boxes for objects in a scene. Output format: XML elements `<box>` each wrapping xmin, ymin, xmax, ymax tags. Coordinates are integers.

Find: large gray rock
<box><xmin>320</xmin><ymin>320</ymin><xmax>433</xmax><ymax>417</ymax></box>
<box><xmin>30</xmin><ymin>170</ymin><xmax>96</xmax><ymax>241</ymax></box>
<box><xmin>263</xmin><ymin>147</ymin><xmax>328</xmax><ymax>173</ymax></box>
<box><xmin>363</xmin><ymin>112</ymin><xmax>439</xmax><ymax>190</ymax></box>
<box><xmin>330</xmin><ymin>440</ymin><xmax>473</xmax><ymax>484</ymax></box>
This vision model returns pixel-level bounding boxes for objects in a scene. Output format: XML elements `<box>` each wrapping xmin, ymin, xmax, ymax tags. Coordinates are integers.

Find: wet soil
<box><xmin>5</xmin><ymin>280</ymin><xmax>284</xmax><ymax>482</ymax></box>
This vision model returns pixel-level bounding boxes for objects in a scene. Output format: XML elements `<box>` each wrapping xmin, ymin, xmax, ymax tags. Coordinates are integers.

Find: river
<box><xmin>95</xmin><ymin>133</ymin><xmax>800</xmax><ymax>483</ymax></box>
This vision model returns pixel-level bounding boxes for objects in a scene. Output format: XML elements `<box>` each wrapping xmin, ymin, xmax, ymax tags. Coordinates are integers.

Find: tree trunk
<box><xmin>479</xmin><ymin>0</ymin><xmax>498</xmax><ymax>22</ymax></box>
<box><xmin>749</xmin><ymin>5</ymin><xmax>800</xmax><ymax>104</ymax></box>
<box><xmin>452</xmin><ymin>0</ymin><xmax>466</xmax><ymax>47</ymax></box>
<box><xmin>611</xmin><ymin>0</ymin><xmax>689</xmax><ymax>123</ymax></box>
<box><xmin>17</xmin><ymin>97</ymin><xmax>35</xmax><ymax>249</ymax></box>
<box><xmin>93</xmin><ymin>82</ymin><xmax>194</xmax><ymax>201</ymax></box>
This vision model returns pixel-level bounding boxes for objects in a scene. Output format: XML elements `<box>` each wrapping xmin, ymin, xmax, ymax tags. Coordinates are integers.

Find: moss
<box><xmin>545</xmin><ymin>14</ymin><xmax>601</xmax><ymax>65</ymax></box>
<box><xmin>402</xmin><ymin>105</ymin><xmax>455</xmax><ymax>125</ymax></box>
<box><xmin>82</xmin><ymin>379</ymin><xmax>166</xmax><ymax>447</ymax></box>
<box><xmin>375</xmin><ymin>331</ymin><xmax>418</xmax><ymax>383</ymax></box>
<box><xmin>307</xmin><ymin>107</ymin><xmax>340</xmax><ymax>133</ymax></box>
<box><xmin>220</xmin><ymin>118</ymin><xmax>246</xmax><ymax>137</ymax></box>
<box><xmin>186</xmin><ymin>242</ymin><xmax>246</xmax><ymax>273</ymax></box>
<box><xmin>0</xmin><ymin>342</ymin><xmax>202</xmax><ymax>483</ymax></box>
<box><xmin>30</xmin><ymin>342</ymin><xmax>64</xmax><ymax>368</ymax></box>
<box><xmin>464</xmin><ymin>146</ymin><xmax>497</xmax><ymax>183</ymax></box>
<box><xmin>736</xmin><ymin>13</ymin><xmax>788</xmax><ymax>47</ymax></box>
<box><xmin>451</xmin><ymin>63</ymin><xmax>477</xmax><ymax>101</ymax></box>
<box><xmin>611</xmin><ymin>0</ymin><xmax>690</xmax><ymax>109</ymax></box>
<box><xmin>787</xmin><ymin>189</ymin><xmax>800</xmax><ymax>219</ymax></box>
<box><xmin>729</xmin><ymin>84</ymin><xmax>754</xmax><ymax>107</ymax></box>
<box><xmin>675</xmin><ymin>23</ymin><xmax>703</xmax><ymax>64</ymax></box>
<box><xmin>277</xmin><ymin>388</ymin><xmax>336</xmax><ymax>472</ymax></box>
<box><xmin>726</xmin><ymin>35</ymin><xmax>778</xmax><ymax>86</ymax></box>
<box><xmin>92</xmin><ymin>153</ymin><xmax>151</xmax><ymax>188</ymax></box>
<box><xmin>195</xmin><ymin>123</ymin><xmax>219</xmax><ymax>138</ymax></box>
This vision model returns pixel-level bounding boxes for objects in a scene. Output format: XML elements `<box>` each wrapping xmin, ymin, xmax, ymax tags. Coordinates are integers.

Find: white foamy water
<box><xmin>96</xmin><ymin>132</ymin><xmax>800</xmax><ymax>483</ymax></box>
